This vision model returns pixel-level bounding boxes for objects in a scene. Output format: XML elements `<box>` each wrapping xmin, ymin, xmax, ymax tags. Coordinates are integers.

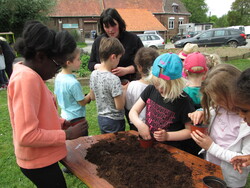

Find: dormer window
<box><xmin>172</xmin><ymin>3</ymin><xmax>179</xmax><ymax>13</ymax></box>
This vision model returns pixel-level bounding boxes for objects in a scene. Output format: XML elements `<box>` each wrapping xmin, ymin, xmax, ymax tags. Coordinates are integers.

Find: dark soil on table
<box><xmin>85</xmin><ymin>132</ymin><xmax>193</xmax><ymax>188</ymax></box>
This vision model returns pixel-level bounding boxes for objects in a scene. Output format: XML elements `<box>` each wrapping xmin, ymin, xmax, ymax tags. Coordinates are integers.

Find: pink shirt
<box><xmin>209</xmin><ymin>107</ymin><xmax>240</xmax><ymax>165</ymax></box>
<box><xmin>8</xmin><ymin>63</ymin><xmax>67</xmax><ymax>169</ymax></box>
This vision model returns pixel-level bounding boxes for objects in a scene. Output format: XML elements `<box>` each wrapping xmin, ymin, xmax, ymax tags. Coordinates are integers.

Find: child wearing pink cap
<box><xmin>129</xmin><ymin>53</ymin><xmax>200</xmax><ymax>156</ymax></box>
<box><xmin>183</xmin><ymin>52</ymin><xmax>208</xmax><ymax>109</ymax></box>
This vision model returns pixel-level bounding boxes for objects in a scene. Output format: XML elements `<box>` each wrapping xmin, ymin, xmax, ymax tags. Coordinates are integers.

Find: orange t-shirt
<box><xmin>8</xmin><ymin>63</ymin><xmax>67</xmax><ymax>169</ymax></box>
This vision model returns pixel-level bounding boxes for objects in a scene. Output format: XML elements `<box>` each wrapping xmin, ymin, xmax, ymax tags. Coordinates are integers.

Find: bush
<box><xmin>77</xmin><ymin>54</ymin><xmax>91</xmax><ymax>77</ymax></box>
<box><xmin>69</xmin><ymin>29</ymin><xmax>81</xmax><ymax>42</ymax></box>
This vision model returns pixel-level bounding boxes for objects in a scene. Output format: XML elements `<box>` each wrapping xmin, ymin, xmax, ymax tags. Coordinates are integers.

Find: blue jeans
<box><xmin>98</xmin><ymin>116</ymin><xmax>125</xmax><ymax>134</ymax></box>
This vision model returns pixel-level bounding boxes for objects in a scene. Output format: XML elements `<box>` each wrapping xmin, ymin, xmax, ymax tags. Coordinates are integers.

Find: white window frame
<box><xmin>168</xmin><ymin>17</ymin><xmax>175</xmax><ymax>29</ymax></box>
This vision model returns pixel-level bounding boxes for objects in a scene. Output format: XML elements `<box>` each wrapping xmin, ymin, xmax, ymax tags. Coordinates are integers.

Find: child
<box><xmin>183</xmin><ymin>52</ymin><xmax>208</xmax><ymax>109</ymax></box>
<box><xmin>129</xmin><ymin>53</ymin><xmax>200</xmax><ymax>156</ymax></box>
<box><xmin>8</xmin><ymin>21</ymin><xmax>88</xmax><ymax>188</ymax></box>
<box><xmin>125</xmin><ymin>47</ymin><xmax>159</xmax><ymax>130</ymax></box>
<box><xmin>230</xmin><ymin>68</ymin><xmax>250</xmax><ymax>174</ymax></box>
<box><xmin>203</xmin><ymin>53</ymin><xmax>222</xmax><ymax>70</ymax></box>
<box><xmin>0</xmin><ymin>45</ymin><xmax>8</xmax><ymax>90</ymax></box>
<box><xmin>189</xmin><ymin>64</ymin><xmax>250</xmax><ymax>187</ymax></box>
<box><xmin>178</xmin><ymin>43</ymin><xmax>198</xmax><ymax>60</ymax></box>
<box><xmin>89</xmin><ymin>37</ymin><xmax>126</xmax><ymax>134</ymax></box>
<box><xmin>54</xmin><ymin>47</ymin><xmax>91</xmax><ymax>136</ymax></box>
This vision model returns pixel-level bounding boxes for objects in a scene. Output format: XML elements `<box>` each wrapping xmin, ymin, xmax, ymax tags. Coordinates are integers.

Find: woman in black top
<box><xmin>88</xmin><ymin>8</ymin><xmax>143</xmax><ymax>81</ymax></box>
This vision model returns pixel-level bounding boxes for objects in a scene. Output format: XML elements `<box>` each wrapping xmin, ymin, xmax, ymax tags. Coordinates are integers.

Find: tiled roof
<box><xmin>104</xmin><ymin>0</ymin><xmax>164</xmax><ymax>13</ymax></box>
<box><xmin>164</xmin><ymin>0</ymin><xmax>189</xmax><ymax>14</ymax></box>
<box><xmin>50</xmin><ymin>0</ymin><xmax>189</xmax><ymax>17</ymax></box>
<box><xmin>117</xmin><ymin>9</ymin><xmax>167</xmax><ymax>31</ymax></box>
<box><xmin>50</xmin><ymin>0</ymin><xmax>102</xmax><ymax>17</ymax></box>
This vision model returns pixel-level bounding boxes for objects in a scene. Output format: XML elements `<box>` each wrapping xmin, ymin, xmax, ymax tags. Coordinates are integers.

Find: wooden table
<box><xmin>61</xmin><ymin>131</ymin><xmax>224</xmax><ymax>188</ymax></box>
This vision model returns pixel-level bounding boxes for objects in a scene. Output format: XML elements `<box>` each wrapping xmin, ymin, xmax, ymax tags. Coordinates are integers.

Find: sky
<box><xmin>205</xmin><ymin>0</ymin><xmax>235</xmax><ymax>17</ymax></box>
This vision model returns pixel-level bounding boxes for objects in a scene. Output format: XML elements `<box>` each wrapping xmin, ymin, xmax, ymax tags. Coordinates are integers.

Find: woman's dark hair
<box><xmin>100</xmin><ymin>8</ymin><xmax>126</xmax><ymax>34</ymax></box>
<box><xmin>15</xmin><ymin>21</ymin><xmax>76</xmax><ymax>64</ymax></box>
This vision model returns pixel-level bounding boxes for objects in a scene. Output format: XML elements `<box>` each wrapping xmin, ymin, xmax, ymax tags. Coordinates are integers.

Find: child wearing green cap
<box><xmin>129</xmin><ymin>53</ymin><xmax>200</xmax><ymax>156</ymax></box>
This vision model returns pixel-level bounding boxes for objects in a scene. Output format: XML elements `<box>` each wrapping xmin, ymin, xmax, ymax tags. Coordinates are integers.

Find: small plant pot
<box><xmin>138</xmin><ymin>135</ymin><xmax>154</xmax><ymax>149</ymax></box>
<box><xmin>191</xmin><ymin>123</ymin><xmax>208</xmax><ymax>134</ymax></box>
<box><xmin>203</xmin><ymin>176</ymin><xmax>227</xmax><ymax>188</ymax></box>
<box><xmin>121</xmin><ymin>79</ymin><xmax>129</xmax><ymax>85</ymax></box>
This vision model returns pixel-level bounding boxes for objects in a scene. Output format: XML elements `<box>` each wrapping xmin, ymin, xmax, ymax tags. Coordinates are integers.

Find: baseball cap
<box><xmin>152</xmin><ymin>53</ymin><xmax>183</xmax><ymax>80</ymax></box>
<box><xmin>179</xmin><ymin>43</ymin><xmax>198</xmax><ymax>60</ymax></box>
<box><xmin>184</xmin><ymin>52</ymin><xmax>207</xmax><ymax>73</ymax></box>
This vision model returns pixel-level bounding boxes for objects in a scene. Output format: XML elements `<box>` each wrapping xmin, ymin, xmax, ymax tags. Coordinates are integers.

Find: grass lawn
<box><xmin>0</xmin><ymin>60</ymin><xmax>250</xmax><ymax>187</ymax></box>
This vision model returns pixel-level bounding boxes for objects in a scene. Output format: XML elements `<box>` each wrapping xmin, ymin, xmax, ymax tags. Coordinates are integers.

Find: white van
<box><xmin>228</xmin><ymin>26</ymin><xmax>245</xmax><ymax>33</ymax></box>
<box><xmin>244</xmin><ymin>26</ymin><xmax>250</xmax><ymax>39</ymax></box>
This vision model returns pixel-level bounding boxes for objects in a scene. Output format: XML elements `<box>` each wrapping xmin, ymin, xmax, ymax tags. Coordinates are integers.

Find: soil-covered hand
<box><xmin>230</xmin><ymin>155</ymin><xmax>250</xmax><ymax>174</ymax></box>
<box><xmin>65</xmin><ymin>120</ymin><xmax>88</xmax><ymax>140</ymax></box>
<box><xmin>190</xmin><ymin>130</ymin><xmax>212</xmax><ymax>150</ymax></box>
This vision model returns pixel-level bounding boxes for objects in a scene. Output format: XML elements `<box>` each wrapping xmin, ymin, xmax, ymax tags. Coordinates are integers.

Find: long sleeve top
<box><xmin>8</xmin><ymin>63</ymin><xmax>67</xmax><ymax>169</ymax></box>
<box><xmin>206</xmin><ymin>108</ymin><xmax>250</xmax><ymax>187</ymax></box>
<box><xmin>88</xmin><ymin>31</ymin><xmax>143</xmax><ymax>81</ymax></box>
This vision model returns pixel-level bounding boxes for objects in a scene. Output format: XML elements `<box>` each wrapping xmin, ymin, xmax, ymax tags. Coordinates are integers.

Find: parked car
<box><xmin>188</xmin><ymin>31</ymin><xmax>202</xmax><ymax>37</ymax></box>
<box><xmin>137</xmin><ymin>34</ymin><xmax>165</xmax><ymax>49</ymax></box>
<box><xmin>170</xmin><ymin>33</ymin><xmax>190</xmax><ymax>43</ymax></box>
<box><xmin>174</xmin><ymin>28</ymin><xmax>247</xmax><ymax>48</ymax></box>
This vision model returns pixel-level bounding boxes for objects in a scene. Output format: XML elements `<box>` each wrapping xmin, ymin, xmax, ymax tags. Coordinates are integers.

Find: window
<box><xmin>199</xmin><ymin>31</ymin><xmax>213</xmax><ymax>38</ymax></box>
<box><xmin>214</xmin><ymin>30</ymin><xmax>225</xmax><ymax>37</ymax></box>
<box><xmin>172</xmin><ymin>3</ymin><xmax>179</xmax><ymax>13</ymax></box>
<box><xmin>151</xmin><ymin>35</ymin><xmax>160</xmax><ymax>40</ymax></box>
<box><xmin>178</xmin><ymin>17</ymin><xmax>184</xmax><ymax>25</ymax></box>
<box><xmin>168</xmin><ymin>17</ymin><xmax>175</xmax><ymax>29</ymax></box>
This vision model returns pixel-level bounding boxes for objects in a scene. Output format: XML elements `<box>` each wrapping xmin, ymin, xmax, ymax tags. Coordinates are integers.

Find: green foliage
<box><xmin>228</xmin><ymin>0</ymin><xmax>250</xmax><ymax>26</ymax></box>
<box><xmin>77</xmin><ymin>42</ymin><xmax>87</xmax><ymax>48</ymax></box>
<box><xmin>76</xmin><ymin>54</ymin><xmax>91</xmax><ymax>77</ymax></box>
<box><xmin>213</xmin><ymin>15</ymin><xmax>229</xmax><ymax>28</ymax></box>
<box><xmin>69</xmin><ymin>29</ymin><xmax>81</xmax><ymax>42</ymax></box>
<box><xmin>0</xmin><ymin>0</ymin><xmax>56</xmax><ymax>36</ymax></box>
<box><xmin>181</xmin><ymin>0</ymin><xmax>208</xmax><ymax>23</ymax></box>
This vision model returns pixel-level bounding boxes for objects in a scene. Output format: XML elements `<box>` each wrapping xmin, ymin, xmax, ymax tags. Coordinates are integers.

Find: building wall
<box><xmin>154</xmin><ymin>14</ymin><xmax>190</xmax><ymax>39</ymax></box>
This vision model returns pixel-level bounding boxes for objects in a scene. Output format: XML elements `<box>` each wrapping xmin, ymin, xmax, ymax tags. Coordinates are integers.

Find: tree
<box><xmin>0</xmin><ymin>0</ymin><xmax>56</xmax><ymax>36</ymax></box>
<box><xmin>181</xmin><ymin>0</ymin><xmax>208</xmax><ymax>23</ymax></box>
<box><xmin>214</xmin><ymin>15</ymin><xmax>229</xmax><ymax>28</ymax></box>
<box><xmin>227</xmin><ymin>0</ymin><xmax>250</xmax><ymax>26</ymax></box>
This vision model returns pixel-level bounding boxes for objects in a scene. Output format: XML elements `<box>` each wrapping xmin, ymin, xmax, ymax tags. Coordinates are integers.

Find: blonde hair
<box><xmin>148</xmin><ymin>71</ymin><xmax>186</xmax><ymax>102</ymax></box>
<box><xmin>203</xmin><ymin>53</ymin><xmax>222</xmax><ymax>70</ymax></box>
<box><xmin>200</xmin><ymin>64</ymin><xmax>241</xmax><ymax>124</ymax></box>
<box><xmin>185</xmin><ymin>67</ymin><xmax>206</xmax><ymax>78</ymax></box>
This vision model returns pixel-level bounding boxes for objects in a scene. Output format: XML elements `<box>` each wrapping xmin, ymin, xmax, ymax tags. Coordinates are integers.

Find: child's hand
<box><xmin>153</xmin><ymin>128</ymin><xmax>168</xmax><ymax>142</ymax></box>
<box><xmin>190</xmin><ymin>130</ymin><xmax>212</xmax><ymax>150</ymax></box>
<box><xmin>188</xmin><ymin>111</ymin><xmax>204</xmax><ymax>125</ymax></box>
<box><xmin>138</xmin><ymin>124</ymin><xmax>151</xmax><ymax>140</ymax></box>
<box><xmin>230</xmin><ymin>155</ymin><xmax>250</xmax><ymax>174</ymax></box>
<box><xmin>65</xmin><ymin>120</ymin><xmax>88</xmax><ymax>140</ymax></box>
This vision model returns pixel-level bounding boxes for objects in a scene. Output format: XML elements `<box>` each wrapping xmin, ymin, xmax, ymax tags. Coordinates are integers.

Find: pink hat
<box><xmin>179</xmin><ymin>43</ymin><xmax>198</xmax><ymax>60</ymax></box>
<box><xmin>184</xmin><ymin>52</ymin><xmax>207</xmax><ymax>73</ymax></box>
